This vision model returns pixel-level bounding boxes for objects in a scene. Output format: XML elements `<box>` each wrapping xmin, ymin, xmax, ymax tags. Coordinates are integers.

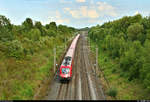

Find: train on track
<box><xmin>59</xmin><ymin>34</ymin><xmax>80</xmax><ymax>81</ymax></box>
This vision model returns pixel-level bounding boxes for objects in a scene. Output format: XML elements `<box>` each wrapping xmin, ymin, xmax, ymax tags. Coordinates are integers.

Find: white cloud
<box><xmin>55</xmin><ymin>19</ymin><xmax>70</xmax><ymax>24</ymax></box>
<box><xmin>64</xmin><ymin>8</ymin><xmax>80</xmax><ymax>18</ymax></box>
<box><xmin>64</xmin><ymin>6</ymin><xmax>99</xmax><ymax>19</ymax></box>
<box><xmin>76</xmin><ymin>0</ymin><xmax>86</xmax><ymax>3</ymax></box>
<box><xmin>88</xmin><ymin>9</ymin><xmax>99</xmax><ymax>18</ymax></box>
<box><xmin>55</xmin><ymin>11</ymin><xmax>61</xmax><ymax>18</ymax></box>
<box><xmin>97</xmin><ymin>2</ymin><xmax>117</xmax><ymax>17</ymax></box>
<box><xmin>64</xmin><ymin>1</ymin><xmax>118</xmax><ymax>19</ymax></box>
<box><xmin>87</xmin><ymin>19</ymin><xmax>97</xmax><ymax>23</ymax></box>
<box><xmin>50</xmin><ymin>11</ymin><xmax>70</xmax><ymax>24</ymax></box>
<box><xmin>0</xmin><ymin>7</ymin><xmax>8</xmax><ymax>12</ymax></box>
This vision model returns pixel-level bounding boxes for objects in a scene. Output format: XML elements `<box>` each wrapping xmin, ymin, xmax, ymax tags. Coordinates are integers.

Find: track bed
<box><xmin>45</xmin><ymin>31</ymin><xmax>105</xmax><ymax>100</ymax></box>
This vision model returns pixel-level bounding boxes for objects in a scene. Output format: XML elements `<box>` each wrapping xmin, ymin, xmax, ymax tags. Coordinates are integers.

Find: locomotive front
<box><xmin>59</xmin><ymin>56</ymin><xmax>72</xmax><ymax>81</ymax></box>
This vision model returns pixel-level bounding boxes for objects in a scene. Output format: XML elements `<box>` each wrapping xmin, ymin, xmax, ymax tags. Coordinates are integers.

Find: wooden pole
<box><xmin>96</xmin><ymin>47</ymin><xmax>98</xmax><ymax>75</ymax></box>
<box><xmin>54</xmin><ymin>47</ymin><xmax>56</xmax><ymax>73</ymax></box>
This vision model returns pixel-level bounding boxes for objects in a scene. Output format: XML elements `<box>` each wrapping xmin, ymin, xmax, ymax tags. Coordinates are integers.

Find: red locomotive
<box><xmin>59</xmin><ymin>34</ymin><xmax>80</xmax><ymax>81</ymax></box>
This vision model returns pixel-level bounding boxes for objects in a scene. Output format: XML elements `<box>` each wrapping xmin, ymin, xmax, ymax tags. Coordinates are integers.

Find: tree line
<box><xmin>0</xmin><ymin>15</ymin><xmax>76</xmax><ymax>59</ymax></box>
<box><xmin>88</xmin><ymin>14</ymin><xmax>150</xmax><ymax>91</ymax></box>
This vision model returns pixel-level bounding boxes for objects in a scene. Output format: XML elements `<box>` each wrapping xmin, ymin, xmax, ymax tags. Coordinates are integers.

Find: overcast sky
<box><xmin>0</xmin><ymin>0</ymin><xmax>150</xmax><ymax>28</ymax></box>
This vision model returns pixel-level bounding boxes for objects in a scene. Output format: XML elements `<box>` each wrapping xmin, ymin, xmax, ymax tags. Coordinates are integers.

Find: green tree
<box><xmin>47</xmin><ymin>29</ymin><xmax>56</xmax><ymax>37</ymax></box>
<box><xmin>127</xmin><ymin>23</ymin><xmax>144</xmax><ymax>41</ymax></box>
<box><xmin>22</xmin><ymin>18</ymin><xmax>33</xmax><ymax>32</ymax></box>
<box><xmin>35</xmin><ymin>21</ymin><xmax>46</xmax><ymax>36</ymax></box>
<box><xmin>6</xmin><ymin>40</ymin><xmax>24</xmax><ymax>59</ymax></box>
<box><xmin>146</xmin><ymin>30</ymin><xmax>150</xmax><ymax>40</ymax></box>
<box><xmin>35</xmin><ymin>21</ymin><xmax>42</xmax><ymax>30</ymax></box>
<box><xmin>88</xmin><ymin>14</ymin><xmax>150</xmax><ymax>92</ymax></box>
<box><xmin>130</xmin><ymin>14</ymin><xmax>142</xmax><ymax>24</ymax></box>
<box><xmin>27</xmin><ymin>29</ymin><xmax>41</xmax><ymax>41</ymax></box>
<box><xmin>0</xmin><ymin>15</ymin><xmax>13</xmax><ymax>41</ymax></box>
<box><xmin>140</xmin><ymin>40</ymin><xmax>150</xmax><ymax>91</ymax></box>
<box><xmin>49</xmin><ymin>22</ymin><xmax>57</xmax><ymax>32</ymax></box>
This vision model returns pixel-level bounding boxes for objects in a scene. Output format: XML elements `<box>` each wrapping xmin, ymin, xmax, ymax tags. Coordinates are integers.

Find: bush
<box><xmin>112</xmin><ymin>68</ymin><xmax>116</xmax><ymax>73</ymax></box>
<box><xmin>20</xmin><ymin>82</ymin><xmax>34</xmax><ymax>99</ymax></box>
<box><xmin>127</xmin><ymin>23</ymin><xmax>144</xmax><ymax>41</ymax></box>
<box><xmin>27</xmin><ymin>28</ymin><xmax>41</xmax><ymax>41</ymax></box>
<box><xmin>6</xmin><ymin>40</ymin><xmax>24</xmax><ymax>59</ymax></box>
<box><xmin>0</xmin><ymin>15</ymin><xmax>14</xmax><ymax>41</ymax></box>
<box><xmin>106</xmin><ymin>87</ymin><xmax>118</xmax><ymax>98</ymax></box>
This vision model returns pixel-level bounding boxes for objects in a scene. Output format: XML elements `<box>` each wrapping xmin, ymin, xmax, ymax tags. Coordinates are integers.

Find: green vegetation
<box><xmin>106</xmin><ymin>87</ymin><xmax>118</xmax><ymax>98</ymax></box>
<box><xmin>0</xmin><ymin>15</ymin><xmax>76</xmax><ymax>100</ymax></box>
<box><xmin>88</xmin><ymin>14</ymin><xmax>150</xmax><ymax>99</ymax></box>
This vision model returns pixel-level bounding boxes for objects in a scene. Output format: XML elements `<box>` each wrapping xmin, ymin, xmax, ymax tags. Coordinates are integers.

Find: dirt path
<box><xmin>44</xmin><ymin>31</ymin><xmax>105</xmax><ymax>100</ymax></box>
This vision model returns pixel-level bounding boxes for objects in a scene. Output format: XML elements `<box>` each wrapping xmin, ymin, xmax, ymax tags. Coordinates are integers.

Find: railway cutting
<box><xmin>45</xmin><ymin>31</ymin><xmax>105</xmax><ymax>100</ymax></box>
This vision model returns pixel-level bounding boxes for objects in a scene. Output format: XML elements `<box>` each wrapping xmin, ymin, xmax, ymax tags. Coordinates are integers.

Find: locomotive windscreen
<box><xmin>63</xmin><ymin>56</ymin><xmax>72</xmax><ymax>66</ymax></box>
<box><xmin>65</xmin><ymin>56</ymin><xmax>71</xmax><ymax>61</ymax></box>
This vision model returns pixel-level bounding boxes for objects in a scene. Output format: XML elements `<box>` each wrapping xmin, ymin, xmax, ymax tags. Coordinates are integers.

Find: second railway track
<box><xmin>45</xmin><ymin>31</ymin><xmax>105</xmax><ymax>100</ymax></box>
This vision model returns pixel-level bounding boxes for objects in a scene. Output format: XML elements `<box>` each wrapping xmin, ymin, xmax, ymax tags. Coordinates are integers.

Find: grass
<box><xmin>89</xmin><ymin>40</ymin><xmax>150</xmax><ymax>100</ymax></box>
<box><xmin>0</xmin><ymin>51</ymin><xmax>50</xmax><ymax>100</ymax></box>
<box><xmin>0</xmin><ymin>38</ymin><xmax>71</xmax><ymax>100</ymax></box>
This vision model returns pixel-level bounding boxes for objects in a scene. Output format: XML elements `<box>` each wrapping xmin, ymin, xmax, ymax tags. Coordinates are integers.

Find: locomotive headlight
<box><xmin>66</xmin><ymin>68</ymin><xmax>70</xmax><ymax>73</ymax></box>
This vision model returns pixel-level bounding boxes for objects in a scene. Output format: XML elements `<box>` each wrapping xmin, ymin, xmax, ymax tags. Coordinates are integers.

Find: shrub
<box><xmin>6</xmin><ymin>40</ymin><xmax>24</xmax><ymax>59</ymax></box>
<box><xmin>106</xmin><ymin>87</ymin><xmax>118</xmax><ymax>98</ymax></box>
<box><xmin>27</xmin><ymin>28</ymin><xmax>41</xmax><ymax>41</ymax></box>
<box><xmin>20</xmin><ymin>82</ymin><xmax>34</xmax><ymax>99</ymax></box>
<box><xmin>112</xmin><ymin>68</ymin><xmax>116</xmax><ymax>73</ymax></box>
<box><xmin>127</xmin><ymin>23</ymin><xmax>144</xmax><ymax>41</ymax></box>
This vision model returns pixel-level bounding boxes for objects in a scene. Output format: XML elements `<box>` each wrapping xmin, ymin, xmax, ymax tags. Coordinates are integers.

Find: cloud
<box><xmin>87</xmin><ymin>19</ymin><xmax>97</xmax><ymax>23</ymax></box>
<box><xmin>55</xmin><ymin>11</ymin><xmax>61</xmax><ymax>18</ymax></box>
<box><xmin>97</xmin><ymin>2</ymin><xmax>117</xmax><ymax>17</ymax></box>
<box><xmin>64</xmin><ymin>8</ymin><xmax>80</xmax><ymax>18</ymax></box>
<box><xmin>64</xmin><ymin>6</ymin><xmax>99</xmax><ymax>19</ymax></box>
<box><xmin>90</xmin><ymin>0</ymin><xmax>94</xmax><ymax>5</ymax></box>
<box><xmin>0</xmin><ymin>6</ymin><xmax>8</xmax><ymax>11</ymax></box>
<box><xmin>51</xmin><ymin>11</ymin><xmax>70</xmax><ymax>24</ymax></box>
<box><xmin>64</xmin><ymin>1</ymin><xmax>118</xmax><ymax>19</ymax></box>
<box><xmin>76</xmin><ymin>0</ymin><xmax>86</xmax><ymax>3</ymax></box>
<box><xmin>88</xmin><ymin>9</ymin><xmax>99</xmax><ymax>18</ymax></box>
<box><xmin>55</xmin><ymin>19</ymin><xmax>70</xmax><ymax>24</ymax></box>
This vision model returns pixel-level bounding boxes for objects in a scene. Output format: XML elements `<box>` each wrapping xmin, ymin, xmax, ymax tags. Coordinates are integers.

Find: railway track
<box><xmin>45</xmin><ymin>31</ymin><xmax>105</xmax><ymax>100</ymax></box>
